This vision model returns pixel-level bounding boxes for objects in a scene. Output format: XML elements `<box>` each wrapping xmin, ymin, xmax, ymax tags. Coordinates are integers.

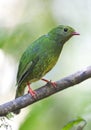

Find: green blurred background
<box><xmin>0</xmin><ymin>0</ymin><xmax>91</xmax><ymax>129</ymax></box>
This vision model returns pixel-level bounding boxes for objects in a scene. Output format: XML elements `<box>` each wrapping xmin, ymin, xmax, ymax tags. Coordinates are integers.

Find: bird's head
<box><xmin>48</xmin><ymin>25</ymin><xmax>80</xmax><ymax>44</ymax></box>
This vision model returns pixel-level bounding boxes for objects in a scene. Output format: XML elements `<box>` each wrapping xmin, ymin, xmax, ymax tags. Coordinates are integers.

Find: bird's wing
<box><xmin>17</xmin><ymin>56</ymin><xmax>39</xmax><ymax>86</ymax></box>
<box><xmin>17</xmin><ymin>35</ymin><xmax>50</xmax><ymax>86</ymax></box>
<box><xmin>17</xmin><ymin>40</ymin><xmax>40</xmax><ymax>86</ymax></box>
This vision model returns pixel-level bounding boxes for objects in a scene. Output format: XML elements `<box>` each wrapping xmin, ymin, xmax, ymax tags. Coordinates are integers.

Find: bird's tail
<box><xmin>13</xmin><ymin>85</ymin><xmax>25</xmax><ymax>114</ymax></box>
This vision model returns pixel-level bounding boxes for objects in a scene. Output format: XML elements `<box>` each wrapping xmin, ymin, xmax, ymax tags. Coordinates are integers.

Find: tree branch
<box><xmin>0</xmin><ymin>66</ymin><xmax>91</xmax><ymax>116</ymax></box>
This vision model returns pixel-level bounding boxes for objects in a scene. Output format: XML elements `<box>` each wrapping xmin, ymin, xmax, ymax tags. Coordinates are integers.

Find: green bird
<box><xmin>14</xmin><ymin>25</ymin><xmax>79</xmax><ymax>114</ymax></box>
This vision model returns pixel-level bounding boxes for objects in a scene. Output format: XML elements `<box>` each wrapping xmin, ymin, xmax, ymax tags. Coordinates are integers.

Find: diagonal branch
<box><xmin>0</xmin><ymin>66</ymin><xmax>91</xmax><ymax>116</ymax></box>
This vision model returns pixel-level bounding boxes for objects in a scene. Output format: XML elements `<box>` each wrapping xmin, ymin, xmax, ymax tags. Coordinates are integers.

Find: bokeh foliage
<box><xmin>0</xmin><ymin>0</ymin><xmax>91</xmax><ymax>130</ymax></box>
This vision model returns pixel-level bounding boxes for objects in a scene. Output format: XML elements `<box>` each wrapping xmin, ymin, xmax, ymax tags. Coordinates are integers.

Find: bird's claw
<box><xmin>49</xmin><ymin>80</ymin><xmax>57</xmax><ymax>88</ymax></box>
<box><xmin>27</xmin><ymin>82</ymin><xmax>37</xmax><ymax>99</ymax></box>
<box><xmin>28</xmin><ymin>89</ymin><xmax>37</xmax><ymax>99</ymax></box>
<box><xmin>41</xmin><ymin>78</ymin><xmax>57</xmax><ymax>88</ymax></box>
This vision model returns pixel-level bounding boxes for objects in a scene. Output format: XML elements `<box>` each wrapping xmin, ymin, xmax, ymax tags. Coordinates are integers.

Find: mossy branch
<box><xmin>0</xmin><ymin>66</ymin><xmax>91</xmax><ymax>116</ymax></box>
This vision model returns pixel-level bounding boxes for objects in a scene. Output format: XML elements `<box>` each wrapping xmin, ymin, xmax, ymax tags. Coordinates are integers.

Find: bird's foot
<box><xmin>41</xmin><ymin>78</ymin><xmax>57</xmax><ymax>88</ymax></box>
<box><xmin>28</xmin><ymin>88</ymin><xmax>37</xmax><ymax>98</ymax></box>
<box><xmin>27</xmin><ymin>82</ymin><xmax>37</xmax><ymax>98</ymax></box>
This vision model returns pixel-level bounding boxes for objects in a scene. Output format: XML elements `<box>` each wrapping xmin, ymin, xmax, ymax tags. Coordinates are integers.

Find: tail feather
<box><xmin>13</xmin><ymin>85</ymin><xmax>25</xmax><ymax>114</ymax></box>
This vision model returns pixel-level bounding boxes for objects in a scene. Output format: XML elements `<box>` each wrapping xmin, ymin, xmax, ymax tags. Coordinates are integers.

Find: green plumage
<box><xmin>14</xmin><ymin>25</ymin><xmax>78</xmax><ymax>114</ymax></box>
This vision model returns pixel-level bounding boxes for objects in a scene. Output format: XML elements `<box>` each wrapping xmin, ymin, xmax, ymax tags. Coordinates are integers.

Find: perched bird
<box><xmin>14</xmin><ymin>25</ymin><xmax>79</xmax><ymax>114</ymax></box>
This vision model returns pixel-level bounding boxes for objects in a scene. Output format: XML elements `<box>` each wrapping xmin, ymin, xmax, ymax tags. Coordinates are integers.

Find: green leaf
<box><xmin>6</xmin><ymin>113</ymin><xmax>14</xmax><ymax>120</ymax></box>
<box><xmin>62</xmin><ymin>117</ymin><xmax>87</xmax><ymax>130</ymax></box>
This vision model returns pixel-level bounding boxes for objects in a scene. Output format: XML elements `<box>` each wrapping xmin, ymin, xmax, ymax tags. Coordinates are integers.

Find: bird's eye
<box><xmin>64</xmin><ymin>28</ymin><xmax>68</xmax><ymax>32</ymax></box>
